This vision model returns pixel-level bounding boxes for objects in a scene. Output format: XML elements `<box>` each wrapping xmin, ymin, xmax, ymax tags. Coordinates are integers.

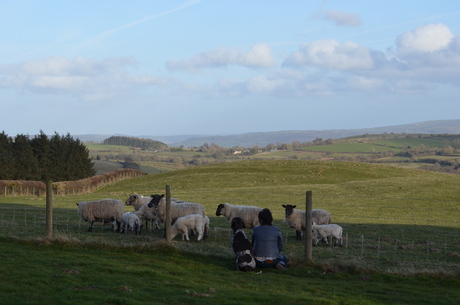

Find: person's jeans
<box><xmin>255</xmin><ymin>255</ymin><xmax>288</xmax><ymax>268</ymax></box>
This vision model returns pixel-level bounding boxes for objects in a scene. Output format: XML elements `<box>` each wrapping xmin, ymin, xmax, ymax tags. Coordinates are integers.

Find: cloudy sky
<box><xmin>1</xmin><ymin>1</ymin><xmax>460</xmax><ymax>137</ymax></box>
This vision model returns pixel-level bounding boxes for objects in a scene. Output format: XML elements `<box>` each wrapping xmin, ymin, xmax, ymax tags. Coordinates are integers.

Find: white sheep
<box><xmin>312</xmin><ymin>222</ymin><xmax>343</xmax><ymax>246</ymax></box>
<box><xmin>282</xmin><ymin>204</ymin><xmax>332</xmax><ymax>241</ymax></box>
<box><xmin>215</xmin><ymin>203</ymin><xmax>263</xmax><ymax>229</ymax></box>
<box><xmin>125</xmin><ymin>194</ymin><xmax>159</xmax><ymax>230</ymax></box>
<box><xmin>134</xmin><ymin>203</ymin><xmax>161</xmax><ymax>231</ymax></box>
<box><xmin>120</xmin><ymin>212</ymin><xmax>141</xmax><ymax>235</ymax></box>
<box><xmin>125</xmin><ymin>194</ymin><xmax>150</xmax><ymax>210</ymax></box>
<box><xmin>169</xmin><ymin>214</ymin><xmax>209</xmax><ymax>242</ymax></box>
<box><xmin>76</xmin><ymin>199</ymin><xmax>124</xmax><ymax>232</ymax></box>
<box><xmin>147</xmin><ymin>194</ymin><xmax>206</xmax><ymax>226</ymax></box>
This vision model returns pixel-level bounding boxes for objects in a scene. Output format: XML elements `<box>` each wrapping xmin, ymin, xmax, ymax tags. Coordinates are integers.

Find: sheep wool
<box><xmin>77</xmin><ymin>199</ymin><xmax>124</xmax><ymax>232</ymax></box>
<box><xmin>215</xmin><ymin>202</ymin><xmax>263</xmax><ymax>229</ymax></box>
<box><xmin>169</xmin><ymin>214</ymin><xmax>209</xmax><ymax>241</ymax></box>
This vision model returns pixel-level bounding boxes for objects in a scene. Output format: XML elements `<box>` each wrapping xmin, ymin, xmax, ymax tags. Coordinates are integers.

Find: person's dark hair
<box><xmin>258</xmin><ymin>208</ymin><xmax>273</xmax><ymax>225</ymax></box>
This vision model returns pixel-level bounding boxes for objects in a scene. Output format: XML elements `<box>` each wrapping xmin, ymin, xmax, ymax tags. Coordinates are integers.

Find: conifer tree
<box><xmin>0</xmin><ymin>132</ymin><xmax>15</xmax><ymax>179</ymax></box>
<box><xmin>12</xmin><ymin>134</ymin><xmax>40</xmax><ymax>180</ymax></box>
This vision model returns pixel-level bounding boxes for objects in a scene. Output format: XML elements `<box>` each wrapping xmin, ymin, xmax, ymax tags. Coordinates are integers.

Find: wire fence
<box><xmin>0</xmin><ymin>188</ymin><xmax>459</xmax><ymax>275</ymax></box>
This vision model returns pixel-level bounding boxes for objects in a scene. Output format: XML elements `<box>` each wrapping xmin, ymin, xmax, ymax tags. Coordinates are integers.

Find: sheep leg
<box><xmin>88</xmin><ymin>220</ymin><xmax>94</xmax><ymax>232</ymax></box>
<box><xmin>197</xmin><ymin>229</ymin><xmax>204</xmax><ymax>242</ymax></box>
<box><xmin>296</xmin><ymin>230</ymin><xmax>302</xmax><ymax>241</ymax></box>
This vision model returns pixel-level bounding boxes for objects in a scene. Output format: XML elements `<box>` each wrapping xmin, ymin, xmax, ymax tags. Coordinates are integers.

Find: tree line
<box><xmin>103</xmin><ymin>136</ymin><xmax>167</xmax><ymax>150</ymax></box>
<box><xmin>0</xmin><ymin>131</ymin><xmax>96</xmax><ymax>181</ymax></box>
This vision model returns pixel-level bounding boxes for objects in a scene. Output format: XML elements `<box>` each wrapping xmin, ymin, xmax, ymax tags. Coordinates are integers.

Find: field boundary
<box><xmin>0</xmin><ymin>169</ymin><xmax>147</xmax><ymax>197</ymax></box>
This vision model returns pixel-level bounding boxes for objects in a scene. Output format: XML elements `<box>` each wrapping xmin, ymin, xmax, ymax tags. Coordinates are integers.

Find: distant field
<box><xmin>301</xmin><ymin>142</ymin><xmax>394</xmax><ymax>153</ymax></box>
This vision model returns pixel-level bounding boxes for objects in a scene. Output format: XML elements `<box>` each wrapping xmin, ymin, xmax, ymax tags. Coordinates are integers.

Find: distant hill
<box><xmin>75</xmin><ymin>119</ymin><xmax>460</xmax><ymax>148</ymax></box>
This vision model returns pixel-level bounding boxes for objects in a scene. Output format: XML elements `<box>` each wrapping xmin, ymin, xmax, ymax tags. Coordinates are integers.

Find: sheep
<box><xmin>215</xmin><ymin>203</ymin><xmax>263</xmax><ymax>229</ymax></box>
<box><xmin>125</xmin><ymin>194</ymin><xmax>160</xmax><ymax>231</ymax></box>
<box><xmin>231</xmin><ymin>217</ymin><xmax>256</xmax><ymax>272</ymax></box>
<box><xmin>133</xmin><ymin>203</ymin><xmax>161</xmax><ymax>231</ymax></box>
<box><xmin>281</xmin><ymin>204</ymin><xmax>332</xmax><ymax>241</ymax></box>
<box><xmin>125</xmin><ymin>194</ymin><xmax>150</xmax><ymax>210</ymax></box>
<box><xmin>76</xmin><ymin>199</ymin><xmax>124</xmax><ymax>232</ymax></box>
<box><xmin>119</xmin><ymin>212</ymin><xmax>141</xmax><ymax>235</ymax></box>
<box><xmin>169</xmin><ymin>214</ymin><xmax>209</xmax><ymax>242</ymax></box>
<box><xmin>312</xmin><ymin>222</ymin><xmax>343</xmax><ymax>246</ymax></box>
<box><xmin>147</xmin><ymin>194</ymin><xmax>206</xmax><ymax>226</ymax></box>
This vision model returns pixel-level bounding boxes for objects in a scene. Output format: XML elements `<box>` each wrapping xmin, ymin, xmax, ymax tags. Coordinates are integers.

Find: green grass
<box><xmin>2</xmin><ymin>236</ymin><xmax>458</xmax><ymax>305</ymax></box>
<box><xmin>1</xmin><ymin>160</ymin><xmax>460</xmax><ymax>304</ymax></box>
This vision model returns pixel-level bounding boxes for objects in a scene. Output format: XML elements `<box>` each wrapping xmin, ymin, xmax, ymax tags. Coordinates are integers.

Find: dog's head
<box><xmin>231</xmin><ymin>217</ymin><xmax>245</xmax><ymax>234</ymax></box>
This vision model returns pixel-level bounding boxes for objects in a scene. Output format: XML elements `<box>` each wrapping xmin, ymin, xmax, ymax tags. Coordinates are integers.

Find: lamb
<box><xmin>76</xmin><ymin>199</ymin><xmax>124</xmax><ymax>232</ymax></box>
<box><xmin>147</xmin><ymin>194</ymin><xmax>206</xmax><ymax>226</ymax></box>
<box><xmin>281</xmin><ymin>204</ymin><xmax>332</xmax><ymax>241</ymax></box>
<box><xmin>215</xmin><ymin>203</ymin><xmax>263</xmax><ymax>229</ymax></box>
<box><xmin>169</xmin><ymin>214</ymin><xmax>209</xmax><ymax>242</ymax></box>
<box><xmin>312</xmin><ymin>222</ymin><xmax>343</xmax><ymax>246</ymax></box>
<box><xmin>119</xmin><ymin>212</ymin><xmax>141</xmax><ymax>235</ymax></box>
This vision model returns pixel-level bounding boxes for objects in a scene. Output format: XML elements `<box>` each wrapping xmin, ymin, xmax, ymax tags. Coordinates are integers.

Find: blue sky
<box><xmin>1</xmin><ymin>0</ymin><xmax>460</xmax><ymax>136</ymax></box>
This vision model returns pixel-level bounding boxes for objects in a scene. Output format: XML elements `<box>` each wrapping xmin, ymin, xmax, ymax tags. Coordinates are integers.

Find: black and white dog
<box><xmin>231</xmin><ymin>217</ymin><xmax>256</xmax><ymax>272</ymax></box>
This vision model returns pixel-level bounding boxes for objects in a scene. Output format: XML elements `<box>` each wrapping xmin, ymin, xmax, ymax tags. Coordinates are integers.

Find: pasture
<box><xmin>0</xmin><ymin>160</ymin><xmax>459</xmax><ymax>304</ymax></box>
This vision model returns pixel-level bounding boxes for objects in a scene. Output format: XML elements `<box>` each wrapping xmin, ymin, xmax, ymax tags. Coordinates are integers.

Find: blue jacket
<box><xmin>252</xmin><ymin>225</ymin><xmax>284</xmax><ymax>260</ymax></box>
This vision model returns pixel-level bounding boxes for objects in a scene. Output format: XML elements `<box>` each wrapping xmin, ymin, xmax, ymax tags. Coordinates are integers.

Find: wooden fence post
<box><xmin>46</xmin><ymin>180</ymin><xmax>53</xmax><ymax>240</ymax></box>
<box><xmin>165</xmin><ymin>185</ymin><xmax>172</xmax><ymax>243</ymax></box>
<box><xmin>305</xmin><ymin>191</ymin><xmax>313</xmax><ymax>261</ymax></box>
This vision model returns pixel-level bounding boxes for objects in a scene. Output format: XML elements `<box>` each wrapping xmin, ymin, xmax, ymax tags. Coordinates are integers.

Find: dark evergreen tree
<box><xmin>30</xmin><ymin>131</ymin><xmax>52</xmax><ymax>181</ymax></box>
<box><xmin>12</xmin><ymin>134</ymin><xmax>40</xmax><ymax>180</ymax></box>
<box><xmin>0</xmin><ymin>132</ymin><xmax>15</xmax><ymax>179</ymax></box>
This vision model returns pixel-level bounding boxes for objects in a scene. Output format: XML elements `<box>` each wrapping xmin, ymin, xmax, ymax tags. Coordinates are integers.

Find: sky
<box><xmin>1</xmin><ymin>1</ymin><xmax>460</xmax><ymax>137</ymax></box>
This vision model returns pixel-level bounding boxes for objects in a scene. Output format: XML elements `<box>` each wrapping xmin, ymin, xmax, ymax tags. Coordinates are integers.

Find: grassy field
<box><xmin>1</xmin><ymin>160</ymin><xmax>459</xmax><ymax>304</ymax></box>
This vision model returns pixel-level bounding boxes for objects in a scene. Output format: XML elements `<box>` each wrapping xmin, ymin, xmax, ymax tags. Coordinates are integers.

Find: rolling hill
<box><xmin>75</xmin><ymin>119</ymin><xmax>460</xmax><ymax>148</ymax></box>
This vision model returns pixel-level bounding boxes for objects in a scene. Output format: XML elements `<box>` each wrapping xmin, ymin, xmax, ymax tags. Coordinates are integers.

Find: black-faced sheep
<box><xmin>231</xmin><ymin>217</ymin><xmax>256</xmax><ymax>272</ymax></box>
<box><xmin>281</xmin><ymin>204</ymin><xmax>332</xmax><ymax>241</ymax></box>
<box><xmin>120</xmin><ymin>212</ymin><xmax>141</xmax><ymax>235</ymax></box>
<box><xmin>76</xmin><ymin>199</ymin><xmax>124</xmax><ymax>232</ymax></box>
<box><xmin>215</xmin><ymin>203</ymin><xmax>263</xmax><ymax>229</ymax></box>
<box><xmin>312</xmin><ymin>222</ymin><xmax>343</xmax><ymax>246</ymax></box>
<box><xmin>147</xmin><ymin>194</ymin><xmax>206</xmax><ymax>226</ymax></box>
<box><xmin>169</xmin><ymin>214</ymin><xmax>209</xmax><ymax>242</ymax></box>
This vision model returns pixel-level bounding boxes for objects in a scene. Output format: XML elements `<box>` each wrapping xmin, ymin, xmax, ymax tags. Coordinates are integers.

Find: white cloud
<box><xmin>0</xmin><ymin>56</ymin><xmax>168</xmax><ymax>100</ymax></box>
<box><xmin>397</xmin><ymin>23</ymin><xmax>454</xmax><ymax>53</ymax></box>
<box><xmin>166</xmin><ymin>43</ymin><xmax>276</xmax><ymax>71</ymax></box>
<box><xmin>247</xmin><ymin>75</ymin><xmax>286</xmax><ymax>94</ymax></box>
<box><xmin>315</xmin><ymin>9</ymin><xmax>362</xmax><ymax>27</ymax></box>
<box><xmin>283</xmin><ymin>39</ymin><xmax>378</xmax><ymax>70</ymax></box>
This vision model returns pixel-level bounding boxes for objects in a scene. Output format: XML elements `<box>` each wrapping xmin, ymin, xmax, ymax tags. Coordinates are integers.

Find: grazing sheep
<box><xmin>76</xmin><ymin>199</ymin><xmax>124</xmax><ymax>232</ymax></box>
<box><xmin>147</xmin><ymin>194</ymin><xmax>206</xmax><ymax>226</ymax></box>
<box><xmin>231</xmin><ymin>217</ymin><xmax>256</xmax><ymax>272</ymax></box>
<box><xmin>120</xmin><ymin>212</ymin><xmax>141</xmax><ymax>235</ymax></box>
<box><xmin>169</xmin><ymin>214</ymin><xmax>209</xmax><ymax>241</ymax></box>
<box><xmin>282</xmin><ymin>204</ymin><xmax>332</xmax><ymax>241</ymax></box>
<box><xmin>215</xmin><ymin>203</ymin><xmax>263</xmax><ymax>229</ymax></box>
<box><xmin>312</xmin><ymin>222</ymin><xmax>343</xmax><ymax>246</ymax></box>
<box><xmin>134</xmin><ymin>203</ymin><xmax>161</xmax><ymax>231</ymax></box>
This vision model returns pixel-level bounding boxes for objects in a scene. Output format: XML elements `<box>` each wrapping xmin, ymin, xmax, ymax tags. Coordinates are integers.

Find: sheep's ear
<box><xmin>282</xmin><ymin>205</ymin><xmax>286</xmax><ymax>208</ymax></box>
<box><xmin>292</xmin><ymin>205</ymin><xmax>296</xmax><ymax>208</ymax></box>
<box><xmin>76</xmin><ymin>203</ymin><xmax>79</xmax><ymax>206</ymax></box>
<box><xmin>161</xmin><ymin>194</ymin><xmax>165</xmax><ymax>198</ymax></box>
